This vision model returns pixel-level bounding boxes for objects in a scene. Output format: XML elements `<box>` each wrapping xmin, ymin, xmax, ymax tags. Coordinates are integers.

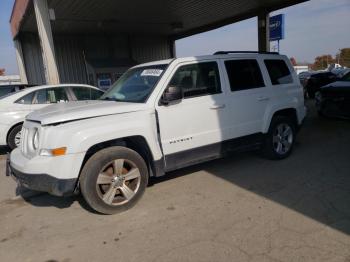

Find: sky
<box><xmin>1</xmin><ymin>0</ymin><xmax>350</xmax><ymax>75</ymax></box>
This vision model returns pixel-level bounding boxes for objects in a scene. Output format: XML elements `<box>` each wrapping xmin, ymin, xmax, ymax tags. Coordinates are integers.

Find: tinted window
<box><xmin>169</xmin><ymin>62</ymin><xmax>221</xmax><ymax>98</ymax></box>
<box><xmin>71</xmin><ymin>87</ymin><xmax>103</xmax><ymax>100</ymax></box>
<box><xmin>225</xmin><ymin>60</ymin><xmax>265</xmax><ymax>91</ymax></box>
<box><xmin>264</xmin><ymin>59</ymin><xmax>293</xmax><ymax>85</ymax></box>
<box><xmin>35</xmin><ymin>88</ymin><xmax>68</xmax><ymax>104</ymax></box>
<box><xmin>16</xmin><ymin>92</ymin><xmax>35</xmax><ymax>104</ymax></box>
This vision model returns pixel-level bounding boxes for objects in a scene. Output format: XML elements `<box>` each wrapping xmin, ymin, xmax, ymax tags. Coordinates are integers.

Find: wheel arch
<box><xmin>78</xmin><ymin>136</ymin><xmax>158</xmax><ymax>186</ymax></box>
<box><xmin>6</xmin><ymin>122</ymin><xmax>23</xmax><ymax>144</ymax></box>
<box><xmin>264</xmin><ymin>108</ymin><xmax>298</xmax><ymax>133</ymax></box>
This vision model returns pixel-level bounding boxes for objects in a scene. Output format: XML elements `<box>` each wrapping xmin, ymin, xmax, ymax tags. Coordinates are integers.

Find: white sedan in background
<box><xmin>0</xmin><ymin>84</ymin><xmax>104</xmax><ymax>149</ymax></box>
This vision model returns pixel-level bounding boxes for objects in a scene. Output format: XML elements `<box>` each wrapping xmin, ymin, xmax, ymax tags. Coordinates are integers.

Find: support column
<box><xmin>33</xmin><ymin>0</ymin><xmax>60</xmax><ymax>84</ymax></box>
<box><xmin>258</xmin><ymin>12</ymin><xmax>270</xmax><ymax>52</ymax></box>
<box><xmin>168</xmin><ymin>39</ymin><xmax>176</xmax><ymax>58</ymax></box>
<box><xmin>14</xmin><ymin>39</ymin><xmax>28</xmax><ymax>84</ymax></box>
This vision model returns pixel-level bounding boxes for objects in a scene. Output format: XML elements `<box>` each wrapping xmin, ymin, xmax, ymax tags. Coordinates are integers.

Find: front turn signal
<box><xmin>40</xmin><ymin>147</ymin><xmax>67</xmax><ymax>157</ymax></box>
<box><xmin>51</xmin><ymin>147</ymin><xmax>67</xmax><ymax>156</ymax></box>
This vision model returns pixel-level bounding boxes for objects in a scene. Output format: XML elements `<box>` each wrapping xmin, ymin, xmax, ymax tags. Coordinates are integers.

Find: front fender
<box><xmin>41</xmin><ymin>110</ymin><xmax>163</xmax><ymax>161</ymax></box>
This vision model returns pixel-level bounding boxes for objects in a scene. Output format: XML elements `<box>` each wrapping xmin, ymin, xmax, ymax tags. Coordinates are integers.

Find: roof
<box><xmin>0</xmin><ymin>84</ymin><xmax>99</xmax><ymax>102</ymax></box>
<box><xmin>10</xmin><ymin>0</ymin><xmax>308</xmax><ymax>39</ymax></box>
<box><xmin>134</xmin><ymin>52</ymin><xmax>288</xmax><ymax>69</ymax></box>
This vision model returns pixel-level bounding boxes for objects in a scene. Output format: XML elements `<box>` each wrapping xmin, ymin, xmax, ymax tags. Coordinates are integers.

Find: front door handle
<box><xmin>210</xmin><ymin>104</ymin><xmax>226</xmax><ymax>110</ymax></box>
<box><xmin>257</xmin><ymin>97</ymin><xmax>270</xmax><ymax>102</ymax></box>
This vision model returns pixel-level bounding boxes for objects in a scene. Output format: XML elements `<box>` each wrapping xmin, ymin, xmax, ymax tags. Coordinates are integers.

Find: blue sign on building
<box><xmin>270</xmin><ymin>14</ymin><xmax>285</xmax><ymax>41</ymax></box>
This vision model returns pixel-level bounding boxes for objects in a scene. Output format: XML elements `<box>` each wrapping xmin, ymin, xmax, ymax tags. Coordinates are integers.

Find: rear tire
<box><xmin>80</xmin><ymin>146</ymin><xmax>149</xmax><ymax>215</ymax></box>
<box><xmin>262</xmin><ymin>116</ymin><xmax>296</xmax><ymax>160</ymax></box>
<box><xmin>7</xmin><ymin>125</ymin><xmax>23</xmax><ymax>150</ymax></box>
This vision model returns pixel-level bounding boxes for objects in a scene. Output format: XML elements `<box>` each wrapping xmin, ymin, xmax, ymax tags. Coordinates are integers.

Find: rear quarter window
<box><xmin>264</xmin><ymin>59</ymin><xmax>293</xmax><ymax>85</ymax></box>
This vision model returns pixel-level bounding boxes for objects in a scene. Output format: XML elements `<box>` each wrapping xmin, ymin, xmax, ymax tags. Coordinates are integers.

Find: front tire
<box><xmin>7</xmin><ymin>125</ymin><xmax>23</xmax><ymax>150</ymax></box>
<box><xmin>79</xmin><ymin>146</ymin><xmax>149</xmax><ymax>214</ymax></box>
<box><xmin>262</xmin><ymin>116</ymin><xmax>296</xmax><ymax>160</ymax></box>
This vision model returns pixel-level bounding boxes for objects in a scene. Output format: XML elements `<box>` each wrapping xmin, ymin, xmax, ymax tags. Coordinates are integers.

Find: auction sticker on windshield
<box><xmin>141</xmin><ymin>69</ymin><xmax>163</xmax><ymax>77</ymax></box>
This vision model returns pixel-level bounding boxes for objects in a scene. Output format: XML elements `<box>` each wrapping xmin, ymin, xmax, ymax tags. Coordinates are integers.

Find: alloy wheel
<box><xmin>96</xmin><ymin>159</ymin><xmax>141</xmax><ymax>206</ymax></box>
<box><xmin>272</xmin><ymin>123</ymin><xmax>293</xmax><ymax>155</ymax></box>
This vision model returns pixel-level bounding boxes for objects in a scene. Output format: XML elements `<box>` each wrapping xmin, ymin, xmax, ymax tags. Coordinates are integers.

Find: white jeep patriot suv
<box><xmin>8</xmin><ymin>52</ymin><xmax>306</xmax><ymax>214</ymax></box>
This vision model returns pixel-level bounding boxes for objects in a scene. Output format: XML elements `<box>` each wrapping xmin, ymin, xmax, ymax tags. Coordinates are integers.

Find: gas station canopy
<box><xmin>10</xmin><ymin>0</ymin><xmax>308</xmax><ymax>86</ymax></box>
<box><xmin>12</xmin><ymin>0</ymin><xmax>306</xmax><ymax>39</ymax></box>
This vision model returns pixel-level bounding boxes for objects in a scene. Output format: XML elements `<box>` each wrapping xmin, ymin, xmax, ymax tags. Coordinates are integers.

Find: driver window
<box><xmin>169</xmin><ymin>62</ymin><xmax>221</xmax><ymax>99</ymax></box>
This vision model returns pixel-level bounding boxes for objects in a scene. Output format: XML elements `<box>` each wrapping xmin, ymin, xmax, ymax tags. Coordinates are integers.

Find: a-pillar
<box><xmin>33</xmin><ymin>0</ymin><xmax>60</xmax><ymax>84</ymax></box>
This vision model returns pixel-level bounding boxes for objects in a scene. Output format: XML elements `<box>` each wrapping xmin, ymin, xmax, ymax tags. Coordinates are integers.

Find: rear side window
<box><xmin>264</xmin><ymin>59</ymin><xmax>293</xmax><ymax>85</ymax></box>
<box><xmin>169</xmin><ymin>62</ymin><xmax>221</xmax><ymax>98</ymax></box>
<box><xmin>16</xmin><ymin>92</ymin><xmax>35</xmax><ymax>104</ymax></box>
<box><xmin>224</xmin><ymin>60</ymin><xmax>265</xmax><ymax>91</ymax></box>
<box><xmin>71</xmin><ymin>87</ymin><xmax>104</xmax><ymax>100</ymax></box>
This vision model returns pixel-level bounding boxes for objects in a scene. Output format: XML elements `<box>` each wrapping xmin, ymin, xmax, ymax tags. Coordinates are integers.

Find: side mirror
<box><xmin>161</xmin><ymin>86</ymin><xmax>183</xmax><ymax>105</ymax></box>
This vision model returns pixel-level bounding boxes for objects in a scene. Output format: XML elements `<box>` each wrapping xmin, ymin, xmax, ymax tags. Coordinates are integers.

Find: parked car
<box><xmin>303</xmin><ymin>71</ymin><xmax>337</xmax><ymax>98</ymax></box>
<box><xmin>0</xmin><ymin>84</ymin><xmax>104</xmax><ymax>149</ymax></box>
<box><xmin>316</xmin><ymin>71</ymin><xmax>350</xmax><ymax>119</ymax></box>
<box><xmin>8</xmin><ymin>52</ymin><xmax>306</xmax><ymax>214</ymax></box>
<box><xmin>0</xmin><ymin>84</ymin><xmax>34</xmax><ymax>98</ymax></box>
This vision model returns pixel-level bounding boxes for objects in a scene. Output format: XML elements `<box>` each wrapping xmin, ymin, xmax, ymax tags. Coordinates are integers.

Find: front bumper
<box><xmin>7</xmin><ymin>161</ymin><xmax>76</xmax><ymax>196</ymax></box>
<box><xmin>7</xmin><ymin>158</ymin><xmax>76</xmax><ymax>196</ymax></box>
<box><xmin>8</xmin><ymin>148</ymin><xmax>85</xmax><ymax>196</ymax></box>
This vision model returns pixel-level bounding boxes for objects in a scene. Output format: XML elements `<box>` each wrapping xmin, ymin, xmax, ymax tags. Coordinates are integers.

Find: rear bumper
<box><xmin>6</xmin><ymin>156</ymin><xmax>77</xmax><ymax>196</ymax></box>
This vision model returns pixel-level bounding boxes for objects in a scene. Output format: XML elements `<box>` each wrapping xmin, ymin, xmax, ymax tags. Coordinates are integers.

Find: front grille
<box><xmin>20</xmin><ymin>126</ymin><xmax>29</xmax><ymax>156</ymax></box>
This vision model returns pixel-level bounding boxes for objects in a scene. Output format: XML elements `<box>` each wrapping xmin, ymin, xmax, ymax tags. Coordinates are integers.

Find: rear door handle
<box><xmin>210</xmin><ymin>104</ymin><xmax>226</xmax><ymax>110</ymax></box>
<box><xmin>257</xmin><ymin>97</ymin><xmax>270</xmax><ymax>101</ymax></box>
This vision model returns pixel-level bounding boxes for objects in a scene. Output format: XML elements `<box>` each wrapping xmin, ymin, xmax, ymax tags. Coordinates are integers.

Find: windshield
<box><xmin>101</xmin><ymin>64</ymin><xmax>168</xmax><ymax>103</ymax></box>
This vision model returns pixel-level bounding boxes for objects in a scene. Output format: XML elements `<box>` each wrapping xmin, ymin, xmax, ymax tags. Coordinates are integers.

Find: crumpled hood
<box><xmin>27</xmin><ymin>100</ymin><xmax>151</xmax><ymax>125</ymax></box>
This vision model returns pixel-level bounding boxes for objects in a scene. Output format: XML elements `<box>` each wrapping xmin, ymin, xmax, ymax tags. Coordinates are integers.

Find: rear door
<box><xmin>221</xmin><ymin>58</ymin><xmax>270</xmax><ymax>137</ymax></box>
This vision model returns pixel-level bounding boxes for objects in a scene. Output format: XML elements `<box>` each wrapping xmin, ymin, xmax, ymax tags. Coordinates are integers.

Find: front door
<box><xmin>156</xmin><ymin>61</ymin><xmax>229</xmax><ymax>171</ymax></box>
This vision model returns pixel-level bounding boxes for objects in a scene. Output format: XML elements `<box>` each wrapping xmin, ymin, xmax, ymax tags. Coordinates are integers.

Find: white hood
<box><xmin>27</xmin><ymin>100</ymin><xmax>151</xmax><ymax>125</ymax></box>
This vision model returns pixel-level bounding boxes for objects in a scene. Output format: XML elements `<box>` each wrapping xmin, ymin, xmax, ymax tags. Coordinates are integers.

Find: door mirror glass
<box><xmin>161</xmin><ymin>86</ymin><xmax>183</xmax><ymax>105</ymax></box>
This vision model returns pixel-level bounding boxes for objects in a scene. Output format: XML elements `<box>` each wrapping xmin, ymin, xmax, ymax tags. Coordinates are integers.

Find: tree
<box><xmin>0</xmin><ymin>68</ymin><xmax>5</xmax><ymax>76</ymax></box>
<box><xmin>336</xmin><ymin>48</ymin><xmax>350</xmax><ymax>68</ymax></box>
<box><xmin>290</xmin><ymin>57</ymin><xmax>297</xmax><ymax>66</ymax></box>
<box><xmin>311</xmin><ymin>55</ymin><xmax>335</xmax><ymax>71</ymax></box>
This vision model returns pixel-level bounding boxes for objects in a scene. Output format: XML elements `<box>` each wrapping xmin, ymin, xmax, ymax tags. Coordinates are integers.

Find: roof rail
<box><xmin>213</xmin><ymin>51</ymin><xmax>279</xmax><ymax>55</ymax></box>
